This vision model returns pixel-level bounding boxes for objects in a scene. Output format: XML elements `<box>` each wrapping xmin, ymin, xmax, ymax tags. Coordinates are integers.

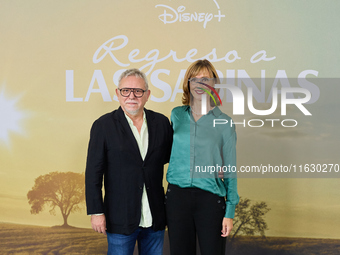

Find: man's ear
<box><xmin>146</xmin><ymin>90</ymin><xmax>151</xmax><ymax>100</ymax></box>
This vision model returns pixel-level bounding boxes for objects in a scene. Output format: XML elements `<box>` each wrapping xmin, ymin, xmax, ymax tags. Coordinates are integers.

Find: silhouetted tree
<box><xmin>27</xmin><ymin>171</ymin><xmax>85</xmax><ymax>227</ymax></box>
<box><xmin>228</xmin><ymin>197</ymin><xmax>271</xmax><ymax>245</ymax></box>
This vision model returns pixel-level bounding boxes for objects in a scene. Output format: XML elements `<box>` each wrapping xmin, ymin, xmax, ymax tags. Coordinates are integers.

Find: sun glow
<box><xmin>0</xmin><ymin>89</ymin><xmax>28</xmax><ymax>146</ymax></box>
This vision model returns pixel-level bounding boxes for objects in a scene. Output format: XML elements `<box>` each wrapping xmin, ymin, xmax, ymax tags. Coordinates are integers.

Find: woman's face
<box><xmin>189</xmin><ymin>69</ymin><xmax>214</xmax><ymax>104</ymax></box>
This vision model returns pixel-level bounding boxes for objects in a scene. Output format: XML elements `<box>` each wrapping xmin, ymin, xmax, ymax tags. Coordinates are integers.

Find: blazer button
<box><xmin>139</xmin><ymin>186</ymin><xmax>142</xmax><ymax>190</ymax></box>
<box><xmin>146</xmin><ymin>187</ymin><xmax>150</xmax><ymax>190</ymax></box>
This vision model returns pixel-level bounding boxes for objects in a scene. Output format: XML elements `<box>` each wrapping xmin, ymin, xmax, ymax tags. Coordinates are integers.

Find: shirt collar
<box><xmin>124</xmin><ymin>111</ymin><xmax>146</xmax><ymax>125</ymax></box>
<box><xmin>211</xmin><ymin>106</ymin><xmax>222</xmax><ymax>117</ymax></box>
<box><xmin>186</xmin><ymin>105</ymin><xmax>222</xmax><ymax>117</ymax></box>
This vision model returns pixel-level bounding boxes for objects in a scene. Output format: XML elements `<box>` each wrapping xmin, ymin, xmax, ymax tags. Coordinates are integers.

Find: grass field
<box><xmin>228</xmin><ymin>236</ymin><xmax>340</xmax><ymax>255</ymax></box>
<box><xmin>0</xmin><ymin>223</ymin><xmax>107</xmax><ymax>254</ymax></box>
<box><xmin>1</xmin><ymin>223</ymin><xmax>340</xmax><ymax>254</ymax></box>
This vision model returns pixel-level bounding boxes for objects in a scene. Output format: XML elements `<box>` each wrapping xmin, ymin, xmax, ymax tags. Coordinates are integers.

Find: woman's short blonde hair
<box><xmin>182</xmin><ymin>59</ymin><xmax>220</xmax><ymax>105</ymax></box>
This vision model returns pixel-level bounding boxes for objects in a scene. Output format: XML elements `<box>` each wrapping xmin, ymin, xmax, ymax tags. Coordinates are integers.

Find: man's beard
<box><xmin>123</xmin><ymin>103</ymin><xmax>140</xmax><ymax>116</ymax></box>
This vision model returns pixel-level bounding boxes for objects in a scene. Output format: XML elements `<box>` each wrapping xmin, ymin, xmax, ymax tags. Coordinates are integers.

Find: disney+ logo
<box><xmin>155</xmin><ymin>1</ymin><xmax>225</xmax><ymax>29</ymax></box>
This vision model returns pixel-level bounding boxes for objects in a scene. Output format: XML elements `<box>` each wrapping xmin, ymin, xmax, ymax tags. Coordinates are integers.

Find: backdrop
<box><xmin>1</xmin><ymin>0</ymin><xmax>340</xmax><ymax>254</ymax></box>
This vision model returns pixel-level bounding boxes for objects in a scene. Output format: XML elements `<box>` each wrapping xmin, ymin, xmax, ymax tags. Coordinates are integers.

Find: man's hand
<box><xmin>221</xmin><ymin>217</ymin><xmax>233</xmax><ymax>237</ymax></box>
<box><xmin>91</xmin><ymin>214</ymin><xmax>107</xmax><ymax>235</ymax></box>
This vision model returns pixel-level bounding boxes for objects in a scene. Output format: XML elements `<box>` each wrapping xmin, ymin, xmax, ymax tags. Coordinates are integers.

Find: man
<box><xmin>85</xmin><ymin>68</ymin><xmax>173</xmax><ymax>255</ymax></box>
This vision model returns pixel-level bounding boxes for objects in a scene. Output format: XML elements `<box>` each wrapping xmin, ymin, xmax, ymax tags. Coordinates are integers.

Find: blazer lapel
<box><xmin>144</xmin><ymin>108</ymin><xmax>155</xmax><ymax>162</ymax></box>
<box><xmin>114</xmin><ymin>107</ymin><xmax>143</xmax><ymax>162</ymax></box>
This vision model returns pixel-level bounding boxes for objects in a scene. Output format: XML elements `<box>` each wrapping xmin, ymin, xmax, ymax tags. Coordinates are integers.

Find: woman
<box><xmin>166</xmin><ymin>59</ymin><xmax>239</xmax><ymax>255</ymax></box>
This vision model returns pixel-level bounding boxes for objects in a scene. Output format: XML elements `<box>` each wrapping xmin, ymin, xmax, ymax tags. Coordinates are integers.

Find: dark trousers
<box><xmin>165</xmin><ymin>183</ymin><xmax>226</xmax><ymax>255</ymax></box>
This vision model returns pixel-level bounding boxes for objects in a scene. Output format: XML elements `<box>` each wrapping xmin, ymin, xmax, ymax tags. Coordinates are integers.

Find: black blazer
<box><xmin>85</xmin><ymin>107</ymin><xmax>173</xmax><ymax>235</ymax></box>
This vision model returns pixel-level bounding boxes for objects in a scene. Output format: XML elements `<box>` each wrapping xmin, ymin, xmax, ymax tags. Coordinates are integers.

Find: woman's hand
<box><xmin>221</xmin><ymin>217</ymin><xmax>233</xmax><ymax>237</ymax></box>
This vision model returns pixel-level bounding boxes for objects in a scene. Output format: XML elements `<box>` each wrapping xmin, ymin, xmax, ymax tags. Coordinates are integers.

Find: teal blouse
<box><xmin>166</xmin><ymin>105</ymin><xmax>239</xmax><ymax>218</ymax></box>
